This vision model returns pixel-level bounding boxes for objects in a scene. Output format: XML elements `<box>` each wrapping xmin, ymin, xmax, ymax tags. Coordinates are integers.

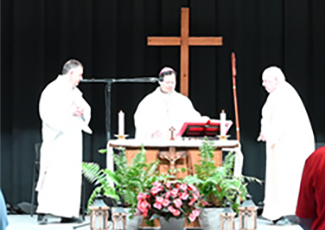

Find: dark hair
<box><xmin>158</xmin><ymin>70</ymin><xmax>177</xmax><ymax>81</ymax></box>
<box><xmin>61</xmin><ymin>59</ymin><xmax>83</xmax><ymax>75</ymax></box>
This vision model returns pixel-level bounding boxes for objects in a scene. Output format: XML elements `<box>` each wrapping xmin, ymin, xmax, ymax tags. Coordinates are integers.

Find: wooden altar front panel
<box><xmin>122</xmin><ymin>146</ymin><xmax>222</xmax><ymax>178</ymax></box>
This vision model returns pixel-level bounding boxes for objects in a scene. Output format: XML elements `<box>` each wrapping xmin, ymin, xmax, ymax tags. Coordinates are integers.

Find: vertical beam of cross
<box><xmin>147</xmin><ymin>8</ymin><xmax>223</xmax><ymax>97</ymax></box>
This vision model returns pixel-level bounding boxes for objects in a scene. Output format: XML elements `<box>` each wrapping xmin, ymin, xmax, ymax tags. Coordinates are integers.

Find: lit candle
<box><xmin>220</xmin><ymin>110</ymin><xmax>226</xmax><ymax>136</ymax></box>
<box><xmin>118</xmin><ymin>110</ymin><xmax>124</xmax><ymax>136</ymax></box>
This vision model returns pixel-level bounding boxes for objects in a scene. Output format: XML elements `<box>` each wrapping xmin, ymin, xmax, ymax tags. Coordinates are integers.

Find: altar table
<box><xmin>107</xmin><ymin>139</ymin><xmax>239</xmax><ymax>178</ymax></box>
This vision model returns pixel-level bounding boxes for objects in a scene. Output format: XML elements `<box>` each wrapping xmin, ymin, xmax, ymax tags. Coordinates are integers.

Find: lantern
<box><xmin>238</xmin><ymin>194</ymin><xmax>258</xmax><ymax>230</ymax></box>
<box><xmin>220</xmin><ymin>202</ymin><xmax>236</xmax><ymax>230</ymax></box>
<box><xmin>112</xmin><ymin>206</ymin><xmax>127</xmax><ymax>230</ymax></box>
<box><xmin>90</xmin><ymin>197</ymin><xmax>110</xmax><ymax>230</ymax></box>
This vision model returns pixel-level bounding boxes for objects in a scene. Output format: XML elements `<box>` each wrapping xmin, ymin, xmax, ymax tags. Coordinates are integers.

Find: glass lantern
<box><xmin>90</xmin><ymin>197</ymin><xmax>110</xmax><ymax>230</ymax></box>
<box><xmin>112</xmin><ymin>206</ymin><xmax>127</xmax><ymax>230</ymax></box>
<box><xmin>220</xmin><ymin>202</ymin><xmax>236</xmax><ymax>230</ymax></box>
<box><xmin>238</xmin><ymin>194</ymin><xmax>258</xmax><ymax>230</ymax></box>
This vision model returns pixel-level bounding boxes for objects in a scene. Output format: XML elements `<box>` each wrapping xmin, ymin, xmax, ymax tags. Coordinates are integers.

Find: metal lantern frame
<box><xmin>112</xmin><ymin>206</ymin><xmax>127</xmax><ymax>230</ymax></box>
<box><xmin>238</xmin><ymin>197</ymin><xmax>258</xmax><ymax>230</ymax></box>
<box><xmin>220</xmin><ymin>210</ymin><xmax>236</xmax><ymax>230</ymax></box>
<box><xmin>90</xmin><ymin>206</ymin><xmax>110</xmax><ymax>230</ymax></box>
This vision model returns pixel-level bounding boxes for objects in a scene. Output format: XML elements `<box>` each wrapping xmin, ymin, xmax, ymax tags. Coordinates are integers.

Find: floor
<box><xmin>6</xmin><ymin>215</ymin><xmax>303</xmax><ymax>230</ymax></box>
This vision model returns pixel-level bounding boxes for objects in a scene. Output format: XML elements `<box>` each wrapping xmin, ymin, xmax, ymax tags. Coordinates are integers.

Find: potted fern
<box><xmin>183</xmin><ymin>139</ymin><xmax>261</xmax><ymax>230</ymax></box>
<box><xmin>82</xmin><ymin>146</ymin><xmax>160</xmax><ymax>229</ymax></box>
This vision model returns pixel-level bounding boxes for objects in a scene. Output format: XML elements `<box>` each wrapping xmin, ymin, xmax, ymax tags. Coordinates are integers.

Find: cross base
<box><xmin>114</xmin><ymin>134</ymin><xmax>129</xmax><ymax>140</ymax></box>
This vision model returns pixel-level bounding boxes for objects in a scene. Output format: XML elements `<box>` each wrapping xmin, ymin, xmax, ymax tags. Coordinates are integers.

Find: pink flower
<box><xmin>179</xmin><ymin>192</ymin><xmax>189</xmax><ymax>200</ymax></box>
<box><xmin>188</xmin><ymin>209</ymin><xmax>200</xmax><ymax>222</ymax></box>
<box><xmin>162</xmin><ymin>198</ymin><xmax>170</xmax><ymax>207</ymax></box>
<box><xmin>170</xmin><ymin>188</ymin><xmax>179</xmax><ymax>198</ymax></box>
<box><xmin>165</xmin><ymin>181</ymin><xmax>172</xmax><ymax>189</ymax></box>
<box><xmin>152</xmin><ymin>181</ymin><xmax>162</xmax><ymax>187</ymax></box>
<box><xmin>137</xmin><ymin>192</ymin><xmax>147</xmax><ymax>201</ymax></box>
<box><xmin>141</xmin><ymin>210</ymin><xmax>148</xmax><ymax>218</ymax></box>
<box><xmin>178</xmin><ymin>183</ymin><xmax>188</xmax><ymax>191</ymax></box>
<box><xmin>173</xmin><ymin>209</ymin><xmax>181</xmax><ymax>216</ymax></box>
<box><xmin>189</xmin><ymin>184</ymin><xmax>198</xmax><ymax>193</ymax></box>
<box><xmin>189</xmin><ymin>192</ymin><xmax>199</xmax><ymax>205</ymax></box>
<box><xmin>154</xmin><ymin>202</ymin><xmax>162</xmax><ymax>210</ymax></box>
<box><xmin>168</xmin><ymin>206</ymin><xmax>181</xmax><ymax>216</ymax></box>
<box><xmin>189</xmin><ymin>198</ymin><xmax>196</xmax><ymax>206</ymax></box>
<box><xmin>153</xmin><ymin>196</ymin><xmax>164</xmax><ymax>210</ymax></box>
<box><xmin>173</xmin><ymin>198</ymin><xmax>183</xmax><ymax>208</ymax></box>
<box><xmin>151</xmin><ymin>185</ymin><xmax>163</xmax><ymax>195</ymax></box>
<box><xmin>165</xmin><ymin>191</ymin><xmax>171</xmax><ymax>199</ymax></box>
<box><xmin>192</xmin><ymin>209</ymin><xmax>200</xmax><ymax>217</ymax></box>
<box><xmin>189</xmin><ymin>213</ymin><xmax>195</xmax><ymax>222</ymax></box>
<box><xmin>137</xmin><ymin>181</ymin><xmax>202</xmax><ymax>222</ymax></box>
<box><xmin>137</xmin><ymin>199</ymin><xmax>150</xmax><ymax>213</ymax></box>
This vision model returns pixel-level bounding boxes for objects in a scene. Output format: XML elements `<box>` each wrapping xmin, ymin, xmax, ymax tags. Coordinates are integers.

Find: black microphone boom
<box><xmin>80</xmin><ymin>77</ymin><xmax>159</xmax><ymax>83</ymax></box>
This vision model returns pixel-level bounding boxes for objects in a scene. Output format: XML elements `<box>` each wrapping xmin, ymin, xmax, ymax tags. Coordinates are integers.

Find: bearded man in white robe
<box><xmin>258</xmin><ymin>66</ymin><xmax>315</xmax><ymax>224</ymax></box>
<box><xmin>134</xmin><ymin>67</ymin><xmax>207</xmax><ymax>141</ymax></box>
<box><xmin>36</xmin><ymin>59</ymin><xmax>92</xmax><ymax>224</ymax></box>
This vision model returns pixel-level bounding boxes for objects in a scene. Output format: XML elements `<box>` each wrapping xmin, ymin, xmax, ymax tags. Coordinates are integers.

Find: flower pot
<box><xmin>126</xmin><ymin>214</ymin><xmax>143</xmax><ymax>230</ymax></box>
<box><xmin>199</xmin><ymin>207</ymin><xmax>224</xmax><ymax>230</ymax></box>
<box><xmin>159</xmin><ymin>217</ymin><xmax>185</xmax><ymax>230</ymax></box>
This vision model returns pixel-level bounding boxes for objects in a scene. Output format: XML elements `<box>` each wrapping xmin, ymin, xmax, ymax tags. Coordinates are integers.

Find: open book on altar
<box><xmin>176</xmin><ymin>119</ymin><xmax>233</xmax><ymax>137</ymax></box>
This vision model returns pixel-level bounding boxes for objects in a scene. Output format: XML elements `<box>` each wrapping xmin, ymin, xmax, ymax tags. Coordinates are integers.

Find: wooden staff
<box><xmin>231</xmin><ymin>52</ymin><xmax>240</xmax><ymax>142</ymax></box>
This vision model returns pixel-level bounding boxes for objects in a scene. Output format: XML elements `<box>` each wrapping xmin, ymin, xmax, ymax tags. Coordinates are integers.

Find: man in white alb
<box><xmin>134</xmin><ymin>67</ymin><xmax>207</xmax><ymax>141</ymax></box>
<box><xmin>36</xmin><ymin>59</ymin><xmax>92</xmax><ymax>224</ymax></box>
<box><xmin>258</xmin><ymin>66</ymin><xmax>315</xmax><ymax>224</ymax></box>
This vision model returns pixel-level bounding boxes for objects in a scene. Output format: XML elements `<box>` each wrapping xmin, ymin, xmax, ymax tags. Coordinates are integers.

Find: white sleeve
<box><xmin>39</xmin><ymin>84</ymin><xmax>75</xmax><ymax>132</ymax></box>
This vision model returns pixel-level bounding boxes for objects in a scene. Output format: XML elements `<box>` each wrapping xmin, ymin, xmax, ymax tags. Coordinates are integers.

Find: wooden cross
<box><xmin>169</xmin><ymin>126</ymin><xmax>176</xmax><ymax>141</ymax></box>
<box><xmin>147</xmin><ymin>7</ymin><xmax>223</xmax><ymax>97</ymax></box>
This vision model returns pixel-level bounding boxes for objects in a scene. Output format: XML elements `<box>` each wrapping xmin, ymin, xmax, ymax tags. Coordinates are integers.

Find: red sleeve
<box><xmin>296</xmin><ymin>157</ymin><xmax>317</xmax><ymax>219</ymax></box>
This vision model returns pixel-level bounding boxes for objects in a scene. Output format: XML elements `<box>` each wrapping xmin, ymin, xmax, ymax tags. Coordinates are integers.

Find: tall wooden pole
<box><xmin>231</xmin><ymin>52</ymin><xmax>240</xmax><ymax>142</ymax></box>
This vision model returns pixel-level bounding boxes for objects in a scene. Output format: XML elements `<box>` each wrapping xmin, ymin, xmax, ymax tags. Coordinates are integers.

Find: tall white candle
<box><xmin>118</xmin><ymin>110</ymin><xmax>124</xmax><ymax>136</ymax></box>
<box><xmin>220</xmin><ymin>110</ymin><xmax>226</xmax><ymax>136</ymax></box>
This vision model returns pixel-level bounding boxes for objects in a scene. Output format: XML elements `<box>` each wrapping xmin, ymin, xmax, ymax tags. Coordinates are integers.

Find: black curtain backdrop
<box><xmin>2</xmin><ymin>0</ymin><xmax>325</xmax><ymax>207</ymax></box>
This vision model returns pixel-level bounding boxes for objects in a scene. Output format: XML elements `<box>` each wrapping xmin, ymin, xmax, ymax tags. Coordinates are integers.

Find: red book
<box><xmin>176</xmin><ymin>119</ymin><xmax>233</xmax><ymax>137</ymax></box>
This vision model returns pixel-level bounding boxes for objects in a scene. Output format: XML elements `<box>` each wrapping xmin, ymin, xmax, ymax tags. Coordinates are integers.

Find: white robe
<box><xmin>260</xmin><ymin>81</ymin><xmax>314</xmax><ymax>220</ymax></box>
<box><xmin>36</xmin><ymin>75</ymin><xmax>91</xmax><ymax>218</ymax></box>
<box><xmin>134</xmin><ymin>87</ymin><xmax>202</xmax><ymax>141</ymax></box>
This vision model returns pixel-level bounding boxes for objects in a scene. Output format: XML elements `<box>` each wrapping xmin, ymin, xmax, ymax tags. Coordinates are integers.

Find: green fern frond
<box><xmin>82</xmin><ymin>162</ymin><xmax>105</xmax><ymax>183</ymax></box>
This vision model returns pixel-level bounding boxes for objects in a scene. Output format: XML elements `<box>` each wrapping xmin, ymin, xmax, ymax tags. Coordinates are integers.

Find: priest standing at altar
<box><xmin>134</xmin><ymin>67</ymin><xmax>208</xmax><ymax>140</ymax></box>
<box><xmin>257</xmin><ymin>66</ymin><xmax>315</xmax><ymax>224</ymax></box>
<box><xmin>36</xmin><ymin>59</ymin><xmax>92</xmax><ymax>224</ymax></box>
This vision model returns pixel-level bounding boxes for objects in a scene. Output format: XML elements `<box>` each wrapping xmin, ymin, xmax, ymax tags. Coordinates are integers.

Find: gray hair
<box><xmin>61</xmin><ymin>59</ymin><xmax>83</xmax><ymax>75</ymax></box>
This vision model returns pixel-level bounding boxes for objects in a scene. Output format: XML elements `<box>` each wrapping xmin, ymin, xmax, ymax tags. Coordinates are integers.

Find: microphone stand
<box><xmin>73</xmin><ymin>77</ymin><xmax>158</xmax><ymax>229</ymax></box>
<box><xmin>80</xmin><ymin>77</ymin><xmax>159</xmax><ymax>142</ymax></box>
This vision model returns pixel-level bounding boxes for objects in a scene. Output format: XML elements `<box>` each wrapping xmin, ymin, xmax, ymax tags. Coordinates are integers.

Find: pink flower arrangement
<box><xmin>136</xmin><ymin>180</ymin><xmax>202</xmax><ymax>223</ymax></box>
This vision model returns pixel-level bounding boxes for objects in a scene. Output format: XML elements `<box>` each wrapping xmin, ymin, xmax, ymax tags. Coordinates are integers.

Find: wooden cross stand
<box><xmin>148</xmin><ymin>7</ymin><xmax>223</xmax><ymax>97</ymax></box>
<box><xmin>169</xmin><ymin>126</ymin><xmax>176</xmax><ymax>141</ymax></box>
